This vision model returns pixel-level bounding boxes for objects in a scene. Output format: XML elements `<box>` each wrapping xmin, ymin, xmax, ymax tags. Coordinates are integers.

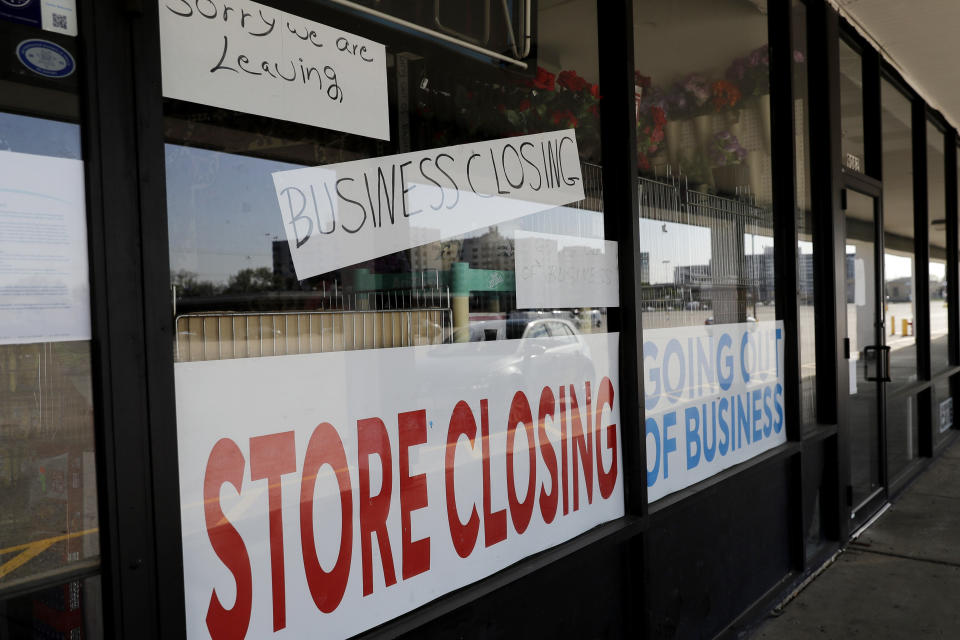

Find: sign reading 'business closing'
<box><xmin>176</xmin><ymin>334</ymin><xmax>623</xmax><ymax>639</ymax></box>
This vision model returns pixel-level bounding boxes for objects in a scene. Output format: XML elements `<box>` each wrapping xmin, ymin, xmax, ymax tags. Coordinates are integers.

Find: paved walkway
<box><xmin>754</xmin><ymin>437</ymin><xmax>960</xmax><ymax>639</ymax></box>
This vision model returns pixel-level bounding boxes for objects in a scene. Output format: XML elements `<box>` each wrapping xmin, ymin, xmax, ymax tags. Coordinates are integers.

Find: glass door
<box><xmin>842</xmin><ymin>184</ymin><xmax>889</xmax><ymax>525</ymax></box>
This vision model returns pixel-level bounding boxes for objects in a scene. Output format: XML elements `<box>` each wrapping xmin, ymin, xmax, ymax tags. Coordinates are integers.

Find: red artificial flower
<box><xmin>638</xmin><ymin>152</ymin><xmax>651</xmax><ymax>171</ymax></box>
<box><xmin>710</xmin><ymin>80</ymin><xmax>742</xmax><ymax>111</ymax></box>
<box><xmin>518</xmin><ymin>98</ymin><xmax>532</xmax><ymax>112</ymax></box>
<box><xmin>589</xmin><ymin>104</ymin><xmax>600</xmax><ymax>118</ymax></box>
<box><xmin>558</xmin><ymin>70</ymin><xmax>588</xmax><ymax>92</ymax></box>
<box><xmin>650</xmin><ymin>127</ymin><xmax>664</xmax><ymax>144</ymax></box>
<box><xmin>634</xmin><ymin>72</ymin><xmax>652</xmax><ymax>89</ymax></box>
<box><xmin>551</xmin><ymin>109</ymin><xmax>578</xmax><ymax>128</ymax></box>
<box><xmin>590</xmin><ymin>84</ymin><xmax>601</xmax><ymax>99</ymax></box>
<box><xmin>529</xmin><ymin>66</ymin><xmax>555</xmax><ymax>91</ymax></box>
<box><xmin>651</xmin><ymin>106</ymin><xmax>667</xmax><ymax>127</ymax></box>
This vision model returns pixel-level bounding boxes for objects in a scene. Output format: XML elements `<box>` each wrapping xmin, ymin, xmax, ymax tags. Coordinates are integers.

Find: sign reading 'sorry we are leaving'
<box><xmin>272</xmin><ymin>130</ymin><xmax>585</xmax><ymax>280</ymax></box>
<box><xmin>158</xmin><ymin>0</ymin><xmax>388</xmax><ymax>140</ymax></box>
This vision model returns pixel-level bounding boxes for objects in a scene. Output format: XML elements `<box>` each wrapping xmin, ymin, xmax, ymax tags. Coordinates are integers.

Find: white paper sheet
<box><xmin>0</xmin><ymin>150</ymin><xmax>90</xmax><ymax>345</ymax></box>
<box><xmin>514</xmin><ymin>229</ymin><xmax>619</xmax><ymax>309</ymax></box>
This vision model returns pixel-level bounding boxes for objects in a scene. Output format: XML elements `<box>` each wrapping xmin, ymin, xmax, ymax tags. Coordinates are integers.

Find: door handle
<box><xmin>863</xmin><ymin>345</ymin><xmax>891</xmax><ymax>382</ymax></box>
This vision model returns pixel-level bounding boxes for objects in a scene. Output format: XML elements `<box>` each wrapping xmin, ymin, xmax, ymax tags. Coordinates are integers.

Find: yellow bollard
<box><xmin>902</xmin><ymin>318</ymin><xmax>909</xmax><ymax>337</ymax></box>
<box><xmin>891</xmin><ymin>316</ymin><xmax>896</xmax><ymax>335</ymax></box>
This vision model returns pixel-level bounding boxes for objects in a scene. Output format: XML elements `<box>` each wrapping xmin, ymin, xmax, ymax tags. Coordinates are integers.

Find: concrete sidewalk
<box><xmin>753</xmin><ymin>437</ymin><xmax>960</xmax><ymax>639</ymax></box>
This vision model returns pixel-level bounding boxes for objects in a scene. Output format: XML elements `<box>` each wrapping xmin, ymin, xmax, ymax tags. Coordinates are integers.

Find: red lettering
<box><xmin>559</xmin><ymin>386</ymin><xmax>569</xmax><ymax>515</ymax></box>
<box><xmin>249</xmin><ymin>431</ymin><xmax>297</xmax><ymax>631</ymax></box>
<box><xmin>569</xmin><ymin>383</ymin><xmax>593</xmax><ymax>510</ymax></box>
<box><xmin>445</xmin><ymin>401</ymin><xmax>480</xmax><ymax>558</ymax></box>
<box><xmin>300</xmin><ymin>422</ymin><xmax>352</xmax><ymax>613</ymax></box>
<box><xmin>480</xmin><ymin>399</ymin><xmax>507</xmax><ymax>547</ymax></box>
<box><xmin>506</xmin><ymin>391</ymin><xmax>536</xmax><ymax>534</ymax></box>
<box><xmin>357</xmin><ymin>417</ymin><xmax>397</xmax><ymax>596</ymax></box>
<box><xmin>398</xmin><ymin>410</ymin><xmax>430</xmax><ymax>579</ymax></box>
<box><xmin>595</xmin><ymin>377</ymin><xmax>618</xmax><ymax>499</ymax></box>
<box><xmin>204</xmin><ymin>438</ymin><xmax>252</xmax><ymax>640</ymax></box>
<box><xmin>537</xmin><ymin>387</ymin><xmax>558</xmax><ymax>524</ymax></box>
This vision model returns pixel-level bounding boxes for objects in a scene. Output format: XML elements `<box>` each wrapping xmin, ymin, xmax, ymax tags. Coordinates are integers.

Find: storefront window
<box><xmin>793</xmin><ymin>0</ymin><xmax>816</xmax><ymax>431</ymax></box>
<box><xmin>0</xmin><ymin>13</ymin><xmax>101</xmax><ymax>621</ymax></box>
<box><xmin>927</xmin><ymin>121</ymin><xmax>949</xmax><ymax>375</ymax></box>
<box><xmin>839</xmin><ymin>39</ymin><xmax>865</xmax><ymax>173</ymax></box>
<box><xmin>159</xmin><ymin>2</ymin><xmax>623</xmax><ymax>636</ymax></box>
<box><xmin>881</xmin><ymin>77</ymin><xmax>918</xmax><ymax>481</ymax></box>
<box><xmin>633</xmin><ymin>1</ymin><xmax>783</xmax><ymax>503</ymax></box>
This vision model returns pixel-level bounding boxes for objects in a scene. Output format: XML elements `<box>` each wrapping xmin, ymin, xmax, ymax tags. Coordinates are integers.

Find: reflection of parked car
<box><xmin>507</xmin><ymin>318</ymin><xmax>580</xmax><ymax>340</ymax></box>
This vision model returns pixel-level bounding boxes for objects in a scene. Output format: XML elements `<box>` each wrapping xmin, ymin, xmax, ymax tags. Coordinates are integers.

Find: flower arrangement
<box><xmin>710</xmin><ymin>80</ymin><xmax>742</xmax><ymax>112</ymax></box>
<box><xmin>636</xmin><ymin>103</ymin><xmax>667</xmax><ymax>171</ymax></box>
<box><xmin>726</xmin><ymin>45</ymin><xmax>770</xmax><ymax>97</ymax></box>
<box><xmin>708</xmin><ymin>130</ymin><xmax>747</xmax><ymax>166</ymax></box>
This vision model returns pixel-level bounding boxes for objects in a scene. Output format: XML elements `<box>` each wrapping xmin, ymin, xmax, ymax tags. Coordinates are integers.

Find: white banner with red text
<box><xmin>175</xmin><ymin>332</ymin><xmax>623</xmax><ymax>639</ymax></box>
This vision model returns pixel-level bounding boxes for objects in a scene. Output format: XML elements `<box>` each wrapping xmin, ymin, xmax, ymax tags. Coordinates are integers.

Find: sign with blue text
<box><xmin>644</xmin><ymin>321</ymin><xmax>786</xmax><ymax>502</ymax></box>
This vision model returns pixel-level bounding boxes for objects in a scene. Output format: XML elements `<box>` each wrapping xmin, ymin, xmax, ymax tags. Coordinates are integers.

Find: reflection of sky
<box><xmin>638</xmin><ymin>218</ymin><xmax>711</xmax><ymax>283</ymax></box>
<box><xmin>884</xmin><ymin>252</ymin><xmax>913</xmax><ymax>280</ymax></box>
<box><xmin>166</xmin><ymin>144</ymin><xmax>300</xmax><ymax>283</ymax></box>
<box><xmin>0</xmin><ymin>112</ymin><xmax>80</xmax><ymax>159</ymax></box>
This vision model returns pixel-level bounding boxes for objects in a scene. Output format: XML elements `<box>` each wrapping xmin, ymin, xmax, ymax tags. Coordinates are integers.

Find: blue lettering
<box><xmin>703</xmin><ymin>403</ymin><xmax>717</xmax><ymax>462</ymax></box>
<box><xmin>740</xmin><ymin>331</ymin><xmax>751</xmax><ymax>383</ymax></box>
<box><xmin>663</xmin><ymin>411</ymin><xmax>677</xmax><ymax>478</ymax></box>
<box><xmin>663</xmin><ymin>339</ymin><xmax>685</xmax><ymax>404</ymax></box>
<box><xmin>645</xmin><ymin>417</ymin><xmax>660</xmax><ymax>487</ymax></box>
<box><xmin>718</xmin><ymin>397</ymin><xmax>730</xmax><ymax>455</ymax></box>
<box><xmin>717</xmin><ymin>333</ymin><xmax>734</xmax><ymax>390</ymax></box>
<box><xmin>763</xmin><ymin>386</ymin><xmax>774</xmax><ymax>437</ymax></box>
<box><xmin>737</xmin><ymin>393</ymin><xmax>750</xmax><ymax>448</ymax></box>
<box><xmin>774</xmin><ymin>383</ymin><xmax>784</xmax><ymax>433</ymax></box>
<box><xmin>643</xmin><ymin>341</ymin><xmax>660</xmax><ymax>411</ymax></box>
<box><xmin>752</xmin><ymin>388</ymin><xmax>763</xmax><ymax>441</ymax></box>
<box><xmin>685</xmin><ymin>406</ymin><xmax>701</xmax><ymax>469</ymax></box>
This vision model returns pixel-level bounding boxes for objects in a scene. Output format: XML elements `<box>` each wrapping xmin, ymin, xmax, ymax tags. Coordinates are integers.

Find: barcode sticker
<box><xmin>41</xmin><ymin>0</ymin><xmax>77</xmax><ymax>36</ymax></box>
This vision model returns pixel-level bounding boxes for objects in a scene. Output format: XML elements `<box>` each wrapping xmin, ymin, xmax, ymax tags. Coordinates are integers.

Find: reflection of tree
<box><xmin>171</xmin><ymin>269</ymin><xmax>221</xmax><ymax>297</ymax></box>
<box><xmin>226</xmin><ymin>267</ymin><xmax>276</xmax><ymax>293</ymax></box>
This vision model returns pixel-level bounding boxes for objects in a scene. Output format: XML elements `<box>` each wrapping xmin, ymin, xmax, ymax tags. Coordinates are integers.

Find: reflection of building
<box><xmin>460</xmin><ymin>227</ymin><xmax>515</xmax><ymax>271</ymax></box>
<box><xmin>674</xmin><ymin>264</ymin><xmax>712</xmax><ymax>286</ymax></box>
<box><xmin>886</xmin><ymin>277</ymin><xmax>912</xmax><ymax>302</ymax></box>
<box><xmin>639</xmin><ymin>252</ymin><xmax>650</xmax><ymax>284</ymax></box>
<box><xmin>272</xmin><ymin>240</ymin><xmax>295</xmax><ymax>283</ymax></box>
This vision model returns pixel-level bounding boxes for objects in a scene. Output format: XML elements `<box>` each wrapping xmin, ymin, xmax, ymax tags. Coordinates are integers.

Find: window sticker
<box><xmin>158</xmin><ymin>0</ymin><xmax>389</xmax><ymax>140</ymax></box>
<box><xmin>514</xmin><ymin>229</ymin><xmax>619</xmax><ymax>309</ymax></box>
<box><xmin>272</xmin><ymin>129</ymin><xmax>584</xmax><ymax>280</ymax></box>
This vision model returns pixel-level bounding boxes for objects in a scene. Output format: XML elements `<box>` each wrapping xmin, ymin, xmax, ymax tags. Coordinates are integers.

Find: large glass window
<box><xmin>839</xmin><ymin>39</ymin><xmax>865</xmax><ymax>173</ymax></box>
<box><xmin>0</xmin><ymin>9</ymin><xmax>102</xmax><ymax>637</ymax></box>
<box><xmin>793</xmin><ymin>0</ymin><xmax>816</xmax><ymax>430</ymax></box>
<box><xmin>881</xmin><ymin>78</ymin><xmax>918</xmax><ymax>482</ymax></box>
<box><xmin>160</xmin><ymin>2</ymin><xmax>624</xmax><ymax>636</ymax></box>
<box><xmin>633</xmin><ymin>1</ymin><xmax>783</xmax><ymax>504</ymax></box>
<box><xmin>0</xmin><ymin>15</ymin><xmax>99</xmax><ymax>583</ymax></box>
<box><xmin>927</xmin><ymin>121</ymin><xmax>949</xmax><ymax>375</ymax></box>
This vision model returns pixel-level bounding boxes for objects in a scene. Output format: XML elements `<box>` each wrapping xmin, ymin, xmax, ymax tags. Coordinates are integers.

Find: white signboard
<box><xmin>514</xmin><ymin>230</ymin><xmax>619</xmax><ymax>309</ymax></box>
<box><xmin>158</xmin><ymin>0</ymin><xmax>389</xmax><ymax>140</ymax></box>
<box><xmin>643</xmin><ymin>321</ymin><xmax>786</xmax><ymax>502</ymax></box>
<box><xmin>0</xmin><ymin>150</ymin><xmax>90</xmax><ymax>345</ymax></box>
<box><xmin>176</xmin><ymin>332</ymin><xmax>623</xmax><ymax>639</ymax></box>
<box><xmin>272</xmin><ymin>130</ymin><xmax>585</xmax><ymax>280</ymax></box>
<box><xmin>940</xmin><ymin>397</ymin><xmax>953</xmax><ymax>433</ymax></box>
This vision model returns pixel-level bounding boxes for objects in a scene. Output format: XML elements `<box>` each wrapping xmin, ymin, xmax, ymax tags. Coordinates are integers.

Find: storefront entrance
<box><xmin>841</xmin><ymin>177</ymin><xmax>891</xmax><ymax>528</ymax></box>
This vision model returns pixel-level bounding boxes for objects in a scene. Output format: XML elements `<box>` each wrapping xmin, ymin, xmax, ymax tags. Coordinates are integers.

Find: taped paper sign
<box><xmin>176</xmin><ymin>332</ymin><xmax>623</xmax><ymax>639</ymax></box>
<box><xmin>158</xmin><ymin>0</ymin><xmax>389</xmax><ymax>140</ymax></box>
<box><xmin>272</xmin><ymin>129</ymin><xmax>585</xmax><ymax>280</ymax></box>
<box><xmin>514</xmin><ymin>229</ymin><xmax>618</xmax><ymax>309</ymax></box>
<box><xmin>643</xmin><ymin>321</ymin><xmax>786</xmax><ymax>502</ymax></box>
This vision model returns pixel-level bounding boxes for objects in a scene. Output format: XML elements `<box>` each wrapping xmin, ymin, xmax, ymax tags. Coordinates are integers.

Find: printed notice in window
<box><xmin>0</xmin><ymin>150</ymin><xmax>90</xmax><ymax>345</ymax></box>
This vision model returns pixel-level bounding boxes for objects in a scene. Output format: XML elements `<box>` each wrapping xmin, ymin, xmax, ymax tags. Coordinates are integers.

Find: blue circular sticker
<box><xmin>16</xmin><ymin>39</ymin><xmax>75</xmax><ymax>78</ymax></box>
<box><xmin>1</xmin><ymin>0</ymin><xmax>35</xmax><ymax>8</ymax></box>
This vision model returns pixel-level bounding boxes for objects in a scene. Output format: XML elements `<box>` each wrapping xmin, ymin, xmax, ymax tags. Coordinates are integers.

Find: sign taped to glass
<box><xmin>158</xmin><ymin>0</ymin><xmax>389</xmax><ymax>139</ymax></box>
<box><xmin>272</xmin><ymin>129</ymin><xmax>585</xmax><ymax>281</ymax></box>
<box><xmin>175</xmin><ymin>333</ymin><xmax>623</xmax><ymax>639</ymax></box>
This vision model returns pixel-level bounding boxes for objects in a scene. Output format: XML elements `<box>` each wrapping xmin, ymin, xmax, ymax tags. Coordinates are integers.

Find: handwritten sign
<box><xmin>158</xmin><ymin>0</ymin><xmax>389</xmax><ymax>140</ymax></box>
<box><xmin>272</xmin><ymin>130</ymin><xmax>585</xmax><ymax>280</ymax></box>
<box><xmin>514</xmin><ymin>229</ymin><xmax>619</xmax><ymax>309</ymax></box>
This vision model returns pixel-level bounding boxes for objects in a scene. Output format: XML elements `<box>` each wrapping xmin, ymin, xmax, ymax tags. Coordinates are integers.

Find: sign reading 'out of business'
<box><xmin>176</xmin><ymin>333</ymin><xmax>623</xmax><ymax>639</ymax></box>
<box><xmin>644</xmin><ymin>321</ymin><xmax>787</xmax><ymax>502</ymax></box>
<box><xmin>158</xmin><ymin>0</ymin><xmax>389</xmax><ymax>140</ymax></box>
<box><xmin>272</xmin><ymin>129</ymin><xmax>585</xmax><ymax>280</ymax></box>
